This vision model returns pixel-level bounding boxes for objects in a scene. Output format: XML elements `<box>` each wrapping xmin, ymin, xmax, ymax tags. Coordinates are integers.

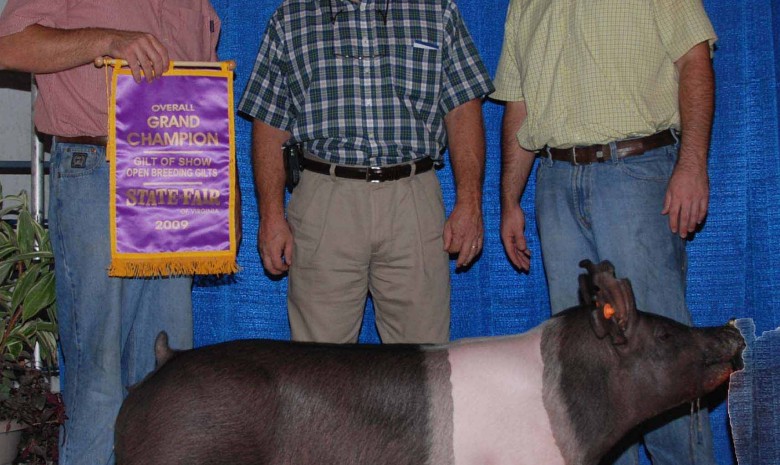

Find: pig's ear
<box><xmin>579</xmin><ymin>272</ymin><xmax>595</xmax><ymax>306</ymax></box>
<box><xmin>596</xmin><ymin>279</ymin><xmax>637</xmax><ymax>346</ymax></box>
<box><xmin>589</xmin><ymin>304</ymin><xmax>628</xmax><ymax>344</ymax></box>
<box><xmin>154</xmin><ymin>331</ymin><xmax>176</xmax><ymax>368</ymax></box>
<box><xmin>602</xmin><ymin>278</ymin><xmax>637</xmax><ymax>335</ymax></box>
<box><xmin>581</xmin><ymin>260</ymin><xmax>620</xmax><ymax>341</ymax></box>
<box><xmin>581</xmin><ymin>260</ymin><xmax>637</xmax><ymax>345</ymax></box>
<box><xmin>589</xmin><ymin>307</ymin><xmax>610</xmax><ymax>339</ymax></box>
<box><xmin>577</xmin><ymin>259</ymin><xmax>609</xmax><ymax>306</ymax></box>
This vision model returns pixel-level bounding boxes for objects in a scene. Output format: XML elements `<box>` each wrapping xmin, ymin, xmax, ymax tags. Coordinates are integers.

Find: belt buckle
<box><xmin>366</xmin><ymin>166</ymin><xmax>384</xmax><ymax>183</ymax></box>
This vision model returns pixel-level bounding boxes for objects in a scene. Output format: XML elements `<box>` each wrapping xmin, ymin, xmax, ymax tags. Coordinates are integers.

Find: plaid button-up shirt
<box><xmin>239</xmin><ymin>0</ymin><xmax>494</xmax><ymax>166</ymax></box>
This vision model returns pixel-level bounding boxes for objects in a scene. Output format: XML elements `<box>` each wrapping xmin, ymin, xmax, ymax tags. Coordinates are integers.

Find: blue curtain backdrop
<box><xmin>195</xmin><ymin>1</ymin><xmax>780</xmax><ymax>463</ymax></box>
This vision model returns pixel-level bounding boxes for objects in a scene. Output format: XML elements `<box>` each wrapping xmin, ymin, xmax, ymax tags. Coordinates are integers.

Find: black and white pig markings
<box><xmin>115</xmin><ymin>261</ymin><xmax>745</xmax><ymax>465</ymax></box>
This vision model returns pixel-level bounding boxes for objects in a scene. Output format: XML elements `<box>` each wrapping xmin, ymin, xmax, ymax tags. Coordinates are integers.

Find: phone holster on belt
<box><xmin>283</xmin><ymin>144</ymin><xmax>303</xmax><ymax>192</ymax></box>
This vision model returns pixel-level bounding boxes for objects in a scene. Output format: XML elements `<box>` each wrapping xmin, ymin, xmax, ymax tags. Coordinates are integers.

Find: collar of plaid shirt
<box><xmin>328</xmin><ymin>0</ymin><xmax>390</xmax><ymax>23</ymax></box>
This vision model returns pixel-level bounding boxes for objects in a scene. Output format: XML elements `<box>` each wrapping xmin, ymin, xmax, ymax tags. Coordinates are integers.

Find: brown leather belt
<box><xmin>55</xmin><ymin>135</ymin><xmax>108</xmax><ymax>146</ymax></box>
<box><xmin>303</xmin><ymin>157</ymin><xmax>434</xmax><ymax>182</ymax></box>
<box><xmin>547</xmin><ymin>130</ymin><xmax>676</xmax><ymax>165</ymax></box>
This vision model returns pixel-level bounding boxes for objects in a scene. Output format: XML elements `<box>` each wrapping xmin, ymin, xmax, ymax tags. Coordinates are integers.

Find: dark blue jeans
<box><xmin>535</xmin><ymin>141</ymin><xmax>716</xmax><ymax>465</ymax></box>
<box><xmin>49</xmin><ymin>142</ymin><xmax>193</xmax><ymax>465</ymax></box>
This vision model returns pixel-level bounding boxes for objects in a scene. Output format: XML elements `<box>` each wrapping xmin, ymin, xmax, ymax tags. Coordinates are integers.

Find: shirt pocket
<box><xmin>161</xmin><ymin>4</ymin><xmax>214</xmax><ymax>61</ymax></box>
<box><xmin>389</xmin><ymin>39</ymin><xmax>442</xmax><ymax>120</ymax></box>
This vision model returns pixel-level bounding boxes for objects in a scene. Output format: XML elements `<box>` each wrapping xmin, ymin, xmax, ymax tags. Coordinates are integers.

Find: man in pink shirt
<box><xmin>0</xmin><ymin>2</ymin><xmax>220</xmax><ymax>464</ymax></box>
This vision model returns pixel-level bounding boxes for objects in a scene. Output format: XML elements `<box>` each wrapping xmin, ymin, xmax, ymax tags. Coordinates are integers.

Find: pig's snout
<box><xmin>725</xmin><ymin>324</ymin><xmax>746</xmax><ymax>372</ymax></box>
<box><xmin>699</xmin><ymin>324</ymin><xmax>746</xmax><ymax>392</ymax></box>
<box><xmin>713</xmin><ymin>324</ymin><xmax>745</xmax><ymax>367</ymax></box>
<box><xmin>725</xmin><ymin>320</ymin><xmax>747</xmax><ymax>371</ymax></box>
<box><xmin>702</xmin><ymin>324</ymin><xmax>745</xmax><ymax>364</ymax></box>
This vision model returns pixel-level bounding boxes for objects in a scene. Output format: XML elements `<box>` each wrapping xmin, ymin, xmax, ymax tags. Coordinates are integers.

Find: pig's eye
<box><xmin>654</xmin><ymin>326</ymin><xmax>671</xmax><ymax>341</ymax></box>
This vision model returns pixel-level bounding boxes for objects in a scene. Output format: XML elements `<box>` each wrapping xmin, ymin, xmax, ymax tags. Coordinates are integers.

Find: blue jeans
<box><xmin>49</xmin><ymin>142</ymin><xmax>193</xmax><ymax>465</ymax></box>
<box><xmin>535</xmin><ymin>141</ymin><xmax>716</xmax><ymax>465</ymax></box>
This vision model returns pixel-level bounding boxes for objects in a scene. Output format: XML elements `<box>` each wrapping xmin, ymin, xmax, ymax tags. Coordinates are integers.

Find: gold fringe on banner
<box><xmin>109</xmin><ymin>255</ymin><xmax>240</xmax><ymax>278</ymax></box>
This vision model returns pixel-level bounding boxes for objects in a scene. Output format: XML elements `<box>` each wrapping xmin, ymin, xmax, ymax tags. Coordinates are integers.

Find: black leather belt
<box><xmin>303</xmin><ymin>157</ymin><xmax>434</xmax><ymax>182</ymax></box>
<box><xmin>547</xmin><ymin>130</ymin><xmax>676</xmax><ymax>165</ymax></box>
<box><xmin>55</xmin><ymin>135</ymin><xmax>108</xmax><ymax>147</ymax></box>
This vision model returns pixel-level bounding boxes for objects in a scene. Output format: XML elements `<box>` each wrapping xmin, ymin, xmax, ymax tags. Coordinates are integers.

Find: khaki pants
<box><xmin>287</xmin><ymin>169</ymin><xmax>450</xmax><ymax>344</ymax></box>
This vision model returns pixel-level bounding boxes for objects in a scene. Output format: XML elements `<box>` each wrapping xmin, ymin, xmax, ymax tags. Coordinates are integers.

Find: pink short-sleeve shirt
<box><xmin>0</xmin><ymin>0</ymin><xmax>221</xmax><ymax>137</ymax></box>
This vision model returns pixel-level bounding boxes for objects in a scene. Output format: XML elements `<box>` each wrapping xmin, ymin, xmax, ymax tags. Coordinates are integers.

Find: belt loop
<box><xmin>329</xmin><ymin>163</ymin><xmax>337</xmax><ymax>177</ymax></box>
<box><xmin>670</xmin><ymin>128</ymin><xmax>680</xmax><ymax>144</ymax></box>
<box><xmin>608</xmin><ymin>140</ymin><xmax>619</xmax><ymax>164</ymax></box>
<box><xmin>544</xmin><ymin>147</ymin><xmax>553</xmax><ymax>161</ymax></box>
<box><xmin>571</xmin><ymin>147</ymin><xmax>578</xmax><ymax>166</ymax></box>
<box><xmin>410</xmin><ymin>160</ymin><xmax>417</xmax><ymax>176</ymax></box>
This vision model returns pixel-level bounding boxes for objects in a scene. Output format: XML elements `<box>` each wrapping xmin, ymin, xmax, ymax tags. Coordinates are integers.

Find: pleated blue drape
<box><xmin>195</xmin><ymin>1</ymin><xmax>780</xmax><ymax>463</ymax></box>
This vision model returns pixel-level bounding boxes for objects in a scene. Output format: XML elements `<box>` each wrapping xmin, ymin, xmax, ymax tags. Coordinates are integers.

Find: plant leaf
<box><xmin>22</xmin><ymin>272</ymin><xmax>56</xmax><ymax>321</ymax></box>
<box><xmin>0</xmin><ymin>259</ymin><xmax>14</xmax><ymax>286</ymax></box>
<box><xmin>5</xmin><ymin>340</ymin><xmax>22</xmax><ymax>359</ymax></box>
<box><xmin>0</xmin><ymin>222</ymin><xmax>16</xmax><ymax>247</ymax></box>
<box><xmin>9</xmin><ymin>262</ymin><xmax>43</xmax><ymax>316</ymax></box>
<box><xmin>0</xmin><ymin>243</ymin><xmax>17</xmax><ymax>259</ymax></box>
<box><xmin>36</xmin><ymin>330</ymin><xmax>58</xmax><ymax>363</ymax></box>
<box><xmin>13</xmin><ymin>251</ymin><xmax>54</xmax><ymax>262</ymax></box>
<box><xmin>16</xmin><ymin>209</ymin><xmax>36</xmax><ymax>256</ymax></box>
<box><xmin>0</xmin><ymin>203</ymin><xmax>23</xmax><ymax>219</ymax></box>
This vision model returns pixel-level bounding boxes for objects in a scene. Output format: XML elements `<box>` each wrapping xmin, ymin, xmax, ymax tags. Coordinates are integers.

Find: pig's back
<box><xmin>115</xmin><ymin>339</ymin><xmax>453</xmax><ymax>465</ymax></box>
<box><xmin>447</xmin><ymin>325</ymin><xmax>565</xmax><ymax>465</ymax></box>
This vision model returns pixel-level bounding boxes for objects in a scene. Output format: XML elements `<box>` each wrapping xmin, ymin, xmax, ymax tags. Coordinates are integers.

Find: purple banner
<box><xmin>113</xmin><ymin>73</ymin><xmax>232</xmax><ymax>255</ymax></box>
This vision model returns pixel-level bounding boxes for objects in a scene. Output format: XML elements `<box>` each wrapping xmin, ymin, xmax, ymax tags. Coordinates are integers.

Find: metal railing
<box><xmin>0</xmin><ymin>75</ymin><xmax>46</xmax><ymax>221</ymax></box>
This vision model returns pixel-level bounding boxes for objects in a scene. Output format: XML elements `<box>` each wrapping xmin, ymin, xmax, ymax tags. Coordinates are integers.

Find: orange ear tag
<box><xmin>603</xmin><ymin>303</ymin><xmax>615</xmax><ymax>319</ymax></box>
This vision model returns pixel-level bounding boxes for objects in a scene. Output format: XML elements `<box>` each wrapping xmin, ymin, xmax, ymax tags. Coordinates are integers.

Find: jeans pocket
<box><xmin>615</xmin><ymin>146</ymin><xmax>676</xmax><ymax>183</ymax></box>
<box><xmin>54</xmin><ymin>145</ymin><xmax>105</xmax><ymax>179</ymax></box>
<box><xmin>536</xmin><ymin>156</ymin><xmax>552</xmax><ymax>184</ymax></box>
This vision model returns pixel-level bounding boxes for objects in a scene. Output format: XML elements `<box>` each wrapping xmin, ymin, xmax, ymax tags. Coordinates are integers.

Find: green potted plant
<box><xmin>0</xmin><ymin>184</ymin><xmax>63</xmax><ymax>465</ymax></box>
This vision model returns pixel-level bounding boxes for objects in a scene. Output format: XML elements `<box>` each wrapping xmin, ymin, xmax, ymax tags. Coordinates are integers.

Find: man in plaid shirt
<box><xmin>240</xmin><ymin>0</ymin><xmax>493</xmax><ymax>344</ymax></box>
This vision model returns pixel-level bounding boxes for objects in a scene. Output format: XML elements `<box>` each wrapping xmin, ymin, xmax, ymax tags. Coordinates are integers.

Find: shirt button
<box><xmin>362</xmin><ymin>38</ymin><xmax>369</xmax><ymax>46</ymax></box>
<box><xmin>366</xmin><ymin>99</ymin><xmax>372</xmax><ymax>106</ymax></box>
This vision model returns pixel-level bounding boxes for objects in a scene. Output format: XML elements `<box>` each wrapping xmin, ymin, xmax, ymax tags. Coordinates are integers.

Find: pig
<box><xmin>114</xmin><ymin>260</ymin><xmax>745</xmax><ymax>465</ymax></box>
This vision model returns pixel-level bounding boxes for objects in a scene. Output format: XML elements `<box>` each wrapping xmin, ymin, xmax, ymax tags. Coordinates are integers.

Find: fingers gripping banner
<box><xmin>108</xmin><ymin>61</ymin><xmax>238</xmax><ymax>277</ymax></box>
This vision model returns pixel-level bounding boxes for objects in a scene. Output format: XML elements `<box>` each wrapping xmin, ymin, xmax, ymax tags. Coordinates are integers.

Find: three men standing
<box><xmin>0</xmin><ymin>0</ymin><xmax>721</xmax><ymax>463</ymax></box>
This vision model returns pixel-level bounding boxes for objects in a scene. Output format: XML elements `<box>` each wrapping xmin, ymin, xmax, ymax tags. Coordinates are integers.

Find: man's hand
<box><xmin>107</xmin><ymin>30</ymin><xmax>169</xmax><ymax>83</ymax></box>
<box><xmin>443</xmin><ymin>201</ymin><xmax>483</xmax><ymax>268</ymax></box>
<box><xmin>258</xmin><ymin>214</ymin><xmax>293</xmax><ymax>275</ymax></box>
<box><xmin>500</xmin><ymin>204</ymin><xmax>531</xmax><ymax>271</ymax></box>
<box><xmin>662</xmin><ymin>160</ymin><xmax>708</xmax><ymax>238</ymax></box>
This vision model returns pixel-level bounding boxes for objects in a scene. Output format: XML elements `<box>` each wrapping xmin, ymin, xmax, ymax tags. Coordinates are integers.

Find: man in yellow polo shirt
<box><xmin>493</xmin><ymin>1</ymin><xmax>717</xmax><ymax>464</ymax></box>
